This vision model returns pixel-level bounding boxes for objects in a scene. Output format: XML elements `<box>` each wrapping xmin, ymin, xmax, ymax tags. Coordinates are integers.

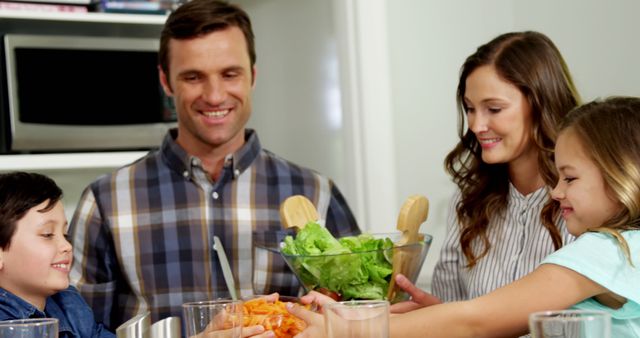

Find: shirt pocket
<box><xmin>252</xmin><ymin>229</ymin><xmax>301</xmax><ymax>296</ymax></box>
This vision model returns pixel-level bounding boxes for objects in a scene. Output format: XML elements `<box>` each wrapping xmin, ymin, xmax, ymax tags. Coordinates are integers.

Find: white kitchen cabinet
<box><xmin>0</xmin><ymin>151</ymin><xmax>148</xmax><ymax>218</ymax></box>
<box><xmin>0</xmin><ymin>151</ymin><xmax>147</xmax><ymax>171</ymax></box>
<box><xmin>0</xmin><ymin>9</ymin><xmax>166</xmax><ymax>24</ymax></box>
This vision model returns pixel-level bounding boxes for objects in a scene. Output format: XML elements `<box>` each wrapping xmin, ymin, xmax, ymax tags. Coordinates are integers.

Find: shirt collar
<box><xmin>160</xmin><ymin>128</ymin><xmax>262</xmax><ymax>180</ymax></box>
<box><xmin>0</xmin><ymin>288</ymin><xmax>73</xmax><ymax>333</ymax></box>
<box><xmin>0</xmin><ymin>288</ymin><xmax>39</xmax><ymax>318</ymax></box>
<box><xmin>508</xmin><ymin>181</ymin><xmax>548</xmax><ymax>203</ymax></box>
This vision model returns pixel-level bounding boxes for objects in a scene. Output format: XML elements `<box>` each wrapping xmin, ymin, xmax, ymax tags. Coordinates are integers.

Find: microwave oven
<box><xmin>0</xmin><ymin>34</ymin><xmax>176</xmax><ymax>153</ymax></box>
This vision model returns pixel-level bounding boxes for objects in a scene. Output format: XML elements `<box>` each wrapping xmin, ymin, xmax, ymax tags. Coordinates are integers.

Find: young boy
<box><xmin>0</xmin><ymin>172</ymin><xmax>114</xmax><ymax>338</ymax></box>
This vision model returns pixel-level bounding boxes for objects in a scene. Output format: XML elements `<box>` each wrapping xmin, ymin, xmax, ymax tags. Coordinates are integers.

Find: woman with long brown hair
<box><xmin>433</xmin><ymin>30</ymin><xmax>581</xmax><ymax>301</ymax></box>
<box><xmin>390</xmin><ymin>31</ymin><xmax>582</xmax><ymax>312</ymax></box>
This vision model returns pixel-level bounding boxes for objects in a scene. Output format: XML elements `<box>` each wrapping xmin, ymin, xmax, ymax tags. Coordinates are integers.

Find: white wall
<box><xmin>385</xmin><ymin>0</ymin><xmax>514</xmax><ymax>290</ymax></box>
<box><xmin>384</xmin><ymin>0</ymin><xmax>640</xmax><ymax>290</ymax></box>
<box><xmin>239</xmin><ymin>0</ymin><xmax>354</xmax><ymax>206</ymax></box>
<box><xmin>512</xmin><ymin>0</ymin><xmax>640</xmax><ymax>100</ymax></box>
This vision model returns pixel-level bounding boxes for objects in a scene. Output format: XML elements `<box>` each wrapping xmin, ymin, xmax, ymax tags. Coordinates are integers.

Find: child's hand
<box><xmin>299</xmin><ymin>290</ymin><xmax>336</xmax><ymax>311</ymax></box>
<box><xmin>286</xmin><ymin>302</ymin><xmax>326</xmax><ymax>338</ymax></box>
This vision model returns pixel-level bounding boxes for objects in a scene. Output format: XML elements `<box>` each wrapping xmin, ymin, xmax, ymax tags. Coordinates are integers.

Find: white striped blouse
<box><xmin>432</xmin><ymin>183</ymin><xmax>575</xmax><ymax>301</ymax></box>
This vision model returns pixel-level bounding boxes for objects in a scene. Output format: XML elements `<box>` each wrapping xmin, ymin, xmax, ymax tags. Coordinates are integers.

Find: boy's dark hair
<box><xmin>159</xmin><ymin>0</ymin><xmax>256</xmax><ymax>80</ymax></box>
<box><xmin>0</xmin><ymin>171</ymin><xmax>63</xmax><ymax>249</ymax></box>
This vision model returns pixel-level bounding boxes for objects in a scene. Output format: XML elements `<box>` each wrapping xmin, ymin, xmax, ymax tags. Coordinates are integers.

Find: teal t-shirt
<box><xmin>542</xmin><ymin>231</ymin><xmax>640</xmax><ymax>338</ymax></box>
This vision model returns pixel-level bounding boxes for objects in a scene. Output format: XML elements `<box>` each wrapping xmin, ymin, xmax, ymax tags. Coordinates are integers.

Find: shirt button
<box><xmin>183</xmin><ymin>171</ymin><xmax>189</xmax><ymax>178</ymax></box>
<box><xmin>212</xmin><ymin>191</ymin><xmax>219</xmax><ymax>199</ymax></box>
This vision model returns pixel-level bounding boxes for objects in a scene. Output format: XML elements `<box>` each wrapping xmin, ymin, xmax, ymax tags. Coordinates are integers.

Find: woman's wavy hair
<box><xmin>560</xmin><ymin>97</ymin><xmax>640</xmax><ymax>265</ymax></box>
<box><xmin>444</xmin><ymin>31</ymin><xmax>581</xmax><ymax>268</ymax></box>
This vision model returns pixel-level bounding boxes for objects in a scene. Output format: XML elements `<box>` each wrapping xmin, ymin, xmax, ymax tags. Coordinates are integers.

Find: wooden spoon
<box><xmin>386</xmin><ymin>195</ymin><xmax>429</xmax><ymax>302</ymax></box>
<box><xmin>279</xmin><ymin>195</ymin><xmax>344</xmax><ymax>300</ymax></box>
<box><xmin>279</xmin><ymin>195</ymin><xmax>319</xmax><ymax>230</ymax></box>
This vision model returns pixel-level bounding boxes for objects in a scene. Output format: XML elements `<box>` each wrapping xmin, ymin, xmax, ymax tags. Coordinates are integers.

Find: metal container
<box><xmin>116</xmin><ymin>312</ymin><xmax>150</xmax><ymax>338</ymax></box>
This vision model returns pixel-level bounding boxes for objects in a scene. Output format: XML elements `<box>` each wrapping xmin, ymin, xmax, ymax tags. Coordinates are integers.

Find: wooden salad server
<box><xmin>386</xmin><ymin>195</ymin><xmax>429</xmax><ymax>302</ymax></box>
<box><xmin>279</xmin><ymin>195</ymin><xmax>319</xmax><ymax>230</ymax></box>
<box><xmin>279</xmin><ymin>195</ymin><xmax>345</xmax><ymax>301</ymax></box>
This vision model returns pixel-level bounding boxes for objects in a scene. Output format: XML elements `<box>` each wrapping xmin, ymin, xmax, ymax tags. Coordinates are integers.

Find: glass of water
<box><xmin>529</xmin><ymin>310</ymin><xmax>611</xmax><ymax>338</ymax></box>
<box><xmin>182</xmin><ymin>299</ymin><xmax>243</xmax><ymax>338</ymax></box>
<box><xmin>324</xmin><ymin>300</ymin><xmax>390</xmax><ymax>338</ymax></box>
<box><xmin>0</xmin><ymin>318</ymin><xmax>58</xmax><ymax>338</ymax></box>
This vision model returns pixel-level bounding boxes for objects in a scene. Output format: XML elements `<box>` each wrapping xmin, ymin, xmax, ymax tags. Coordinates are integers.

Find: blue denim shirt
<box><xmin>0</xmin><ymin>286</ymin><xmax>115</xmax><ymax>338</ymax></box>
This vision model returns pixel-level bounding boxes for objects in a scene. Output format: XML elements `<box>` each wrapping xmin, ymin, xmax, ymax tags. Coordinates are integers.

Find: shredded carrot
<box><xmin>241</xmin><ymin>298</ymin><xmax>309</xmax><ymax>338</ymax></box>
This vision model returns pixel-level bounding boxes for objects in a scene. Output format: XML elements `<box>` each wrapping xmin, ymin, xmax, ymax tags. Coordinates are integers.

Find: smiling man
<box><xmin>68</xmin><ymin>0</ymin><xmax>360</xmax><ymax>332</ymax></box>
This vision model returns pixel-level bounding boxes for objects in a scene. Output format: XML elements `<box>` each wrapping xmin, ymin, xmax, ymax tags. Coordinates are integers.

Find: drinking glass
<box><xmin>182</xmin><ymin>300</ymin><xmax>243</xmax><ymax>338</ymax></box>
<box><xmin>324</xmin><ymin>300</ymin><xmax>389</xmax><ymax>338</ymax></box>
<box><xmin>0</xmin><ymin>318</ymin><xmax>58</xmax><ymax>337</ymax></box>
<box><xmin>529</xmin><ymin>310</ymin><xmax>611</xmax><ymax>338</ymax></box>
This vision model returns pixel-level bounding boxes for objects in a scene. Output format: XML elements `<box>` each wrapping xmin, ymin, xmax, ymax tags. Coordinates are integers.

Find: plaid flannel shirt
<box><xmin>68</xmin><ymin>129</ymin><xmax>360</xmax><ymax>330</ymax></box>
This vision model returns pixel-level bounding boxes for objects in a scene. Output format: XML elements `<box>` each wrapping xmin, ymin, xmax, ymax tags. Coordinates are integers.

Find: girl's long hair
<box><xmin>560</xmin><ymin>97</ymin><xmax>640</xmax><ymax>264</ymax></box>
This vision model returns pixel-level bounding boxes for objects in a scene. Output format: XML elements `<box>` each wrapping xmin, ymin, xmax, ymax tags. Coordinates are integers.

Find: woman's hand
<box><xmin>389</xmin><ymin>274</ymin><xmax>442</xmax><ymax>314</ymax></box>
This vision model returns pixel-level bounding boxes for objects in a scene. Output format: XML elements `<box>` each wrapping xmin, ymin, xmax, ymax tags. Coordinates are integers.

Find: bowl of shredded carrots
<box><xmin>241</xmin><ymin>296</ymin><xmax>313</xmax><ymax>338</ymax></box>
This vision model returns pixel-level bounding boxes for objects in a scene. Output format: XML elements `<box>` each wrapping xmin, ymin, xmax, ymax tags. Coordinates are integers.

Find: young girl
<box><xmin>290</xmin><ymin>97</ymin><xmax>640</xmax><ymax>337</ymax></box>
<box><xmin>0</xmin><ymin>172</ymin><xmax>115</xmax><ymax>338</ymax></box>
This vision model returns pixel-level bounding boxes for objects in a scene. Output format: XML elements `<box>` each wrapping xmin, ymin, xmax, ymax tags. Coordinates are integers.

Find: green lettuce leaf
<box><xmin>281</xmin><ymin>222</ymin><xmax>395</xmax><ymax>300</ymax></box>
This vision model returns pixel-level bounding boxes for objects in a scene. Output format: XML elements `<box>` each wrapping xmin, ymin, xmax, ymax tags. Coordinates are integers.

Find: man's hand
<box><xmin>389</xmin><ymin>274</ymin><xmax>442</xmax><ymax>313</ymax></box>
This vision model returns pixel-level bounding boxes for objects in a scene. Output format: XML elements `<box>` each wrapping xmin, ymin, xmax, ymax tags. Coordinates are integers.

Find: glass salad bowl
<box><xmin>275</xmin><ymin>223</ymin><xmax>432</xmax><ymax>304</ymax></box>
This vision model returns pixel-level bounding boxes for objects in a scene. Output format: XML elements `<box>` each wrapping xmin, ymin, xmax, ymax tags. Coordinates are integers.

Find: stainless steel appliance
<box><xmin>1</xmin><ymin>34</ymin><xmax>175</xmax><ymax>153</ymax></box>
